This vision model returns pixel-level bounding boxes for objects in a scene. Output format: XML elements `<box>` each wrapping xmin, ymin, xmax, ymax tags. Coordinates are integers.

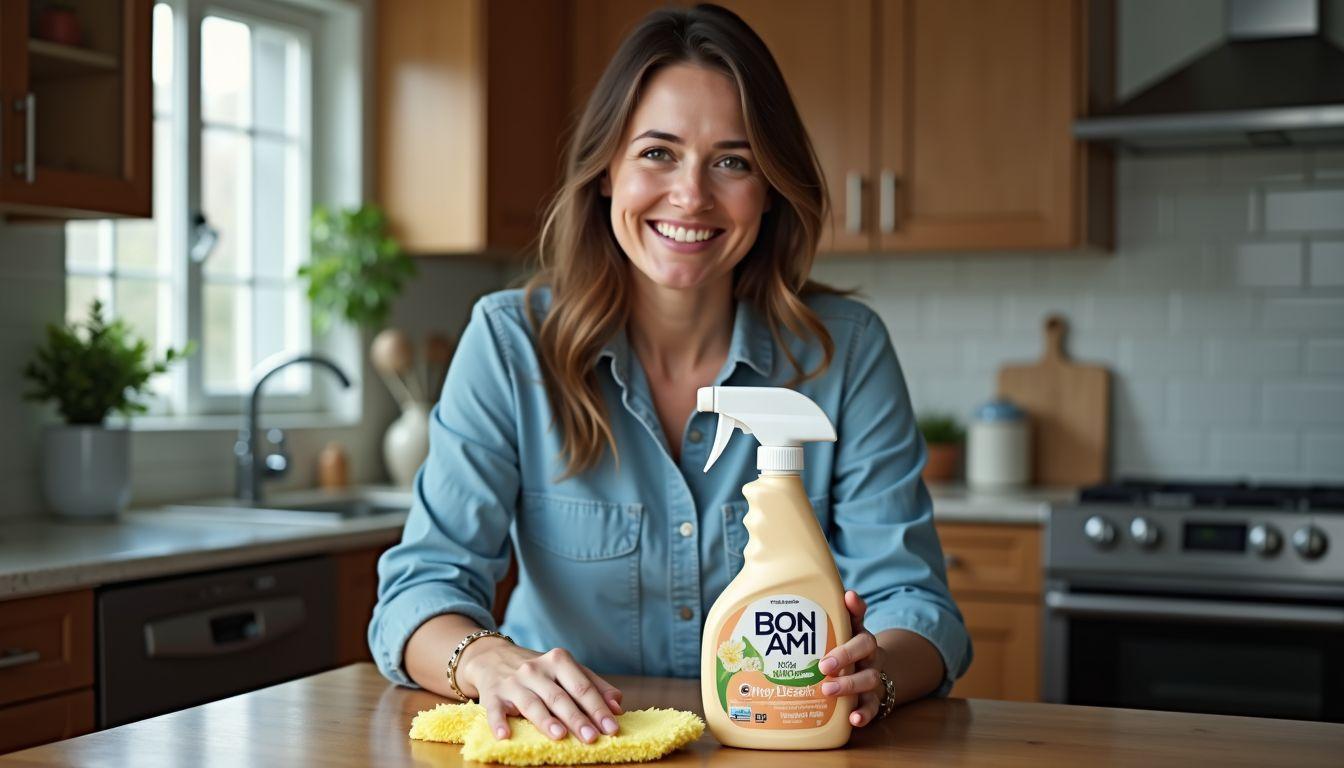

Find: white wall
<box><xmin>813</xmin><ymin>148</ymin><xmax>1344</xmax><ymax>482</ymax></box>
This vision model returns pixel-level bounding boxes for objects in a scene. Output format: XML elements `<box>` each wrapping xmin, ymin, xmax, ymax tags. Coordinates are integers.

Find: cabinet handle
<box><xmin>880</xmin><ymin>171</ymin><xmax>898</xmax><ymax>233</ymax></box>
<box><xmin>0</xmin><ymin>648</ymin><xmax>41</xmax><ymax>669</ymax></box>
<box><xmin>14</xmin><ymin>93</ymin><xmax>35</xmax><ymax>183</ymax></box>
<box><xmin>845</xmin><ymin>171</ymin><xmax>863</xmax><ymax>234</ymax></box>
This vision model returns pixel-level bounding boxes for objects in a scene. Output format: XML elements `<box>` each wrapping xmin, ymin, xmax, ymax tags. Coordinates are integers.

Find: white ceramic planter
<box><xmin>42</xmin><ymin>425</ymin><xmax>132</xmax><ymax>521</ymax></box>
<box><xmin>384</xmin><ymin>402</ymin><xmax>430</xmax><ymax>487</ymax></box>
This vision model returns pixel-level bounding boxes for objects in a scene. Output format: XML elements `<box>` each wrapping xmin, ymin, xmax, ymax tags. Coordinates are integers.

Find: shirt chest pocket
<box><xmin>722</xmin><ymin>495</ymin><xmax>831</xmax><ymax>578</ymax></box>
<box><xmin>519</xmin><ymin>492</ymin><xmax>643</xmax><ymax>560</ymax></box>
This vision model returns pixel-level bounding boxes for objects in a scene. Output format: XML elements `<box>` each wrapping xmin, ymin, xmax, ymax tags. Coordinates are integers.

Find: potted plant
<box><xmin>918</xmin><ymin>413</ymin><xmax>966</xmax><ymax>485</ymax></box>
<box><xmin>22</xmin><ymin>300</ymin><xmax>190</xmax><ymax>521</ymax></box>
<box><xmin>300</xmin><ymin>204</ymin><xmax>426</xmax><ymax>486</ymax></box>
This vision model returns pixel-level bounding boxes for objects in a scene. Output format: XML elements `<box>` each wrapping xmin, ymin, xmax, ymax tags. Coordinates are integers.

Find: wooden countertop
<box><xmin>3</xmin><ymin>664</ymin><xmax>1341</xmax><ymax>767</ymax></box>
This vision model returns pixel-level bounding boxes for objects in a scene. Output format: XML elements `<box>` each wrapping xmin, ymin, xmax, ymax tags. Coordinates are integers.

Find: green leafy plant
<box><xmin>918</xmin><ymin>413</ymin><xmax>966</xmax><ymax>445</ymax></box>
<box><xmin>23</xmin><ymin>300</ymin><xmax>192</xmax><ymax>425</ymax></box>
<box><xmin>301</xmin><ymin>204</ymin><xmax>415</xmax><ymax>332</ymax></box>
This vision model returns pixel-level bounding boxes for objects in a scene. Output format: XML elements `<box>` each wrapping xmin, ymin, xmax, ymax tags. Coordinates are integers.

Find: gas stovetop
<box><xmin>1078</xmin><ymin>479</ymin><xmax>1344</xmax><ymax>512</ymax></box>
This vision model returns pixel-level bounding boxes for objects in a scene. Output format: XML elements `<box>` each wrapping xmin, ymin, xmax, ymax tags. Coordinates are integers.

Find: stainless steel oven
<box><xmin>1045</xmin><ymin>482</ymin><xmax>1344</xmax><ymax>723</ymax></box>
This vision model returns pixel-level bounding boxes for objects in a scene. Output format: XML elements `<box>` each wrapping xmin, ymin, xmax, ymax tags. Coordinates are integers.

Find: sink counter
<box><xmin>930</xmin><ymin>484</ymin><xmax>1075</xmax><ymax>524</ymax></box>
<box><xmin>0</xmin><ymin>489</ymin><xmax>409</xmax><ymax>600</ymax></box>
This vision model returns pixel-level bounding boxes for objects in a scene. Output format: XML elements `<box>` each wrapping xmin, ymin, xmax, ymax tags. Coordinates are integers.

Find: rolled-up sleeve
<box><xmin>829</xmin><ymin>311</ymin><xmax>972</xmax><ymax>696</ymax></box>
<box><xmin>368</xmin><ymin>299</ymin><xmax>521</xmax><ymax>686</ymax></box>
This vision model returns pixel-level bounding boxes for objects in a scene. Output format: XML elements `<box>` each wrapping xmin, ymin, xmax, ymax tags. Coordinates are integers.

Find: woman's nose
<box><xmin>668</xmin><ymin>166</ymin><xmax>712</xmax><ymax>212</ymax></box>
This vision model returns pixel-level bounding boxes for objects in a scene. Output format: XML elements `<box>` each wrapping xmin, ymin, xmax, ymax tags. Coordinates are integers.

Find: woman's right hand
<box><xmin>458</xmin><ymin>638</ymin><xmax>624</xmax><ymax>743</ymax></box>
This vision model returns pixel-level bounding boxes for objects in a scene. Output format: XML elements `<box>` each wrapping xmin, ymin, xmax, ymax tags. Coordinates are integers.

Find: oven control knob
<box><xmin>1083</xmin><ymin>516</ymin><xmax>1116</xmax><ymax>549</ymax></box>
<box><xmin>1248</xmin><ymin>524</ymin><xmax>1282</xmax><ymax>556</ymax></box>
<box><xmin>1129</xmin><ymin>517</ymin><xmax>1160</xmax><ymax>549</ymax></box>
<box><xmin>1291</xmin><ymin>525</ymin><xmax>1328</xmax><ymax>560</ymax></box>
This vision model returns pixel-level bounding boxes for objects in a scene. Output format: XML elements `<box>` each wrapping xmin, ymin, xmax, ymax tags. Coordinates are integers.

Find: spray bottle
<box><xmin>697</xmin><ymin>385</ymin><xmax>854</xmax><ymax>749</ymax></box>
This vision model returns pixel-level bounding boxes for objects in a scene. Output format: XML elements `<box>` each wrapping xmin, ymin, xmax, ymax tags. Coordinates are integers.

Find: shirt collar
<box><xmin>597</xmin><ymin>300</ymin><xmax>774</xmax><ymax>385</ymax></box>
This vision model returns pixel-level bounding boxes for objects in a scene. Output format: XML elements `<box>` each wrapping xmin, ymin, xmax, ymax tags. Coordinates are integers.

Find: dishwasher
<box><xmin>97</xmin><ymin>556</ymin><xmax>337</xmax><ymax>727</ymax></box>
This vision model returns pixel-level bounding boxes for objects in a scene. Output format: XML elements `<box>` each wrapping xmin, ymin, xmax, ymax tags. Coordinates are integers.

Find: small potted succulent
<box><xmin>918</xmin><ymin>413</ymin><xmax>966</xmax><ymax>485</ymax></box>
<box><xmin>22</xmin><ymin>299</ymin><xmax>190</xmax><ymax>520</ymax></box>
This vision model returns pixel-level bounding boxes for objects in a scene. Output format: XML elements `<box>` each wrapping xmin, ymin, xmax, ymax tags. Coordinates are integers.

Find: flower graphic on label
<box><xmin>717</xmin><ymin>638</ymin><xmax>746</xmax><ymax>672</ymax></box>
<box><xmin>741</xmin><ymin>656</ymin><xmax>762</xmax><ymax>672</ymax></box>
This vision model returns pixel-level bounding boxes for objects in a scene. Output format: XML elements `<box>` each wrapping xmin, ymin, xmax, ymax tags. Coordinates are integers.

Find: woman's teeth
<box><xmin>653</xmin><ymin>221</ymin><xmax>718</xmax><ymax>243</ymax></box>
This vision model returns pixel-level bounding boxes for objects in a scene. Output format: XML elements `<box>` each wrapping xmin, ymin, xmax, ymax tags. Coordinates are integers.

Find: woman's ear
<box><xmin>599</xmin><ymin>171</ymin><xmax>612</xmax><ymax>197</ymax></box>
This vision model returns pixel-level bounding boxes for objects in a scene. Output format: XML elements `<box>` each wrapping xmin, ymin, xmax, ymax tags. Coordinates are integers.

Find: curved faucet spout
<box><xmin>238</xmin><ymin>353</ymin><xmax>354</xmax><ymax>503</ymax></box>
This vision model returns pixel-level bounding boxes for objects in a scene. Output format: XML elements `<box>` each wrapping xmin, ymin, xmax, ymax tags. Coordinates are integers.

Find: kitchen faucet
<box><xmin>236</xmin><ymin>353</ymin><xmax>352</xmax><ymax>503</ymax></box>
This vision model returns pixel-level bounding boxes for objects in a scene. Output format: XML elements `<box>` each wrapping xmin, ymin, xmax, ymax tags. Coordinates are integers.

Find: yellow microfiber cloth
<box><xmin>408</xmin><ymin>702</ymin><xmax>704</xmax><ymax>766</ymax></box>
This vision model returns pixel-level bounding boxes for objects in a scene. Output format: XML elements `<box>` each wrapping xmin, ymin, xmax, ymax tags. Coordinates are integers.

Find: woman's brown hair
<box><xmin>526</xmin><ymin>3</ymin><xmax>841</xmax><ymax>477</ymax></box>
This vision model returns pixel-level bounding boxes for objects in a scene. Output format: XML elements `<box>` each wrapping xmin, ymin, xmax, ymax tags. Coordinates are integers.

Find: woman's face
<box><xmin>602</xmin><ymin>64</ymin><xmax>771</xmax><ymax>292</ymax></box>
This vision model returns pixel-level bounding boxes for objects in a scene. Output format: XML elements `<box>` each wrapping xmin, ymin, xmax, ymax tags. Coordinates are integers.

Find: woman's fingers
<box><xmin>483</xmin><ymin>694</ymin><xmax>514</xmax><ymax>741</ymax></box>
<box><xmin>817</xmin><ymin>630</ymin><xmax>877</xmax><ymax>675</ymax></box>
<box><xmin>848</xmin><ymin>689</ymin><xmax>882</xmax><ymax>728</ymax></box>
<box><xmin>844</xmin><ymin>589</ymin><xmax>868</xmax><ymax>631</ymax></box>
<box><xmin>553</xmin><ymin>664</ymin><xmax>621</xmax><ymax>735</ymax></box>
<box><xmin>502</xmin><ymin>680</ymin><xmax>572</xmax><ymax>741</ymax></box>
<box><xmin>819</xmin><ymin>666</ymin><xmax>882</xmax><ymax>697</ymax></box>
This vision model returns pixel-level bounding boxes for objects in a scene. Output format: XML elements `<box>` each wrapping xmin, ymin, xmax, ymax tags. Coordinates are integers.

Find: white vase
<box><xmin>383</xmin><ymin>402</ymin><xmax>430</xmax><ymax>487</ymax></box>
<box><xmin>42</xmin><ymin>425</ymin><xmax>132</xmax><ymax>521</ymax></box>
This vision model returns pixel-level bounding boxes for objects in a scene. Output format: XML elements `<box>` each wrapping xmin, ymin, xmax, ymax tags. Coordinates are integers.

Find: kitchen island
<box><xmin>1</xmin><ymin>663</ymin><xmax>1339</xmax><ymax>767</ymax></box>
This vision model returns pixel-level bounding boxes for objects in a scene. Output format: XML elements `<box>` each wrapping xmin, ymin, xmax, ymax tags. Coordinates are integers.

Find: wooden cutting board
<box><xmin>996</xmin><ymin>315</ymin><xmax>1110</xmax><ymax>487</ymax></box>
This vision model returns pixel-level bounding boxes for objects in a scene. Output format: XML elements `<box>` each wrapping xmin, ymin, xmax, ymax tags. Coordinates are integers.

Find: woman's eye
<box><xmin>718</xmin><ymin>156</ymin><xmax>751</xmax><ymax>172</ymax></box>
<box><xmin>640</xmin><ymin>147</ymin><xmax>672</xmax><ymax>161</ymax></box>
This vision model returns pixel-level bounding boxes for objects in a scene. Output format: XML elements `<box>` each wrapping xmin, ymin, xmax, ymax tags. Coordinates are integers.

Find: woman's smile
<box><xmin>645</xmin><ymin>220</ymin><xmax>726</xmax><ymax>253</ymax></box>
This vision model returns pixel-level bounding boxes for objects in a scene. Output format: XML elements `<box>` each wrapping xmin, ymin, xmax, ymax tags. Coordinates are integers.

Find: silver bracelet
<box><xmin>446</xmin><ymin>629</ymin><xmax>513</xmax><ymax>702</ymax></box>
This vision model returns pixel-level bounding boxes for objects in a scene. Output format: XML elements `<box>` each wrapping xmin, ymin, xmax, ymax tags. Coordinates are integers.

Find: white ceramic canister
<box><xmin>967</xmin><ymin>399</ymin><xmax>1030</xmax><ymax>489</ymax></box>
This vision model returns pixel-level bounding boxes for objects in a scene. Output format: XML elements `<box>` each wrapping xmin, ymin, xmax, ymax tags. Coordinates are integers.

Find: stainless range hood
<box><xmin>1075</xmin><ymin>0</ymin><xmax>1344</xmax><ymax>152</ymax></box>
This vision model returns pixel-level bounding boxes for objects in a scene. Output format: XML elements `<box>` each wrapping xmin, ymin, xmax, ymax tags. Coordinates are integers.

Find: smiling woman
<box><xmin>371</xmin><ymin>2</ymin><xmax>969</xmax><ymax>753</ymax></box>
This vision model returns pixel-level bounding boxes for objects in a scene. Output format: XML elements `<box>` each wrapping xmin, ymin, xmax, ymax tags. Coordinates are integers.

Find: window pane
<box><xmin>153</xmin><ymin>3</ymin><xmax>174</xmax><ymax>115</ymax></box>
<box><xmin>113</xmin><ymin>278</ymin><xmax>170</xmax><ymax>387</ymax></box>
<box><xmin>202</xmin><ymin>16</ymin><xmax>251</xmax><ymax>127</ymax></box>
<box><xmin>254</xmin><ymin>27</ymin><xmax>301</xmax><ymax>136</ymax></box>
<box><xmin>204</xmin><ymin>282</ymin><xmax>249</xmax><ymax>392</ymax></box>
<box><xmin>203</xmin><ymin>127</ymin><xmax>252</xmax><ymax>278</ymax></box>
<box><xmin>254</xmin><ymin>284</ymin><xmax>310</xmax><ymax>393</ymax></box>
<box><xmin>115</xmin><ymin>221</ymin><xmax>158</xmax><ymax>273</ymax></box>
<box><xmin>254</xmin><ymin>137</ymin><xmax>303</xmax><ymax>281</ymax></box>
<box><xmin>66</xmin><ymin>221</ymin><xmax>109</xmax><ymax>271</ymax></box>
<box><xmin>66</xmin><ymin>276</ymin><xmax>112</xmax><ymax>327</ymax></box>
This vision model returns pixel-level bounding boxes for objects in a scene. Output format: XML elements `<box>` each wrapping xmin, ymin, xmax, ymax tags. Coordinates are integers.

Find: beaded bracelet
<box><xmin>446</xmin><ymin>629</ymin><xmax>514</xmax><ymax>702</ymax></box>
<box><xmin>877</xmin><ymin>670</ymin><xmax>898</xmax><ymax>719</ymax></box>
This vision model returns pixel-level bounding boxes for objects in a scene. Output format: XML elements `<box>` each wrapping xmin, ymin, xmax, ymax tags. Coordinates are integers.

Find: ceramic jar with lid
<box><xmin>968</xmin><ymin>399</ymin><xmax>1030</xmax><ymax>489</ymax></box>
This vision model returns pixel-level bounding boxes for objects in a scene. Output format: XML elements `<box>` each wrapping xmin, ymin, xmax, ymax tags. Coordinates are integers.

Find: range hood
<box><xmin>1075</xmin><ymin>0</ymin><xmax>1344</xmax><ymax>152</ymax></box>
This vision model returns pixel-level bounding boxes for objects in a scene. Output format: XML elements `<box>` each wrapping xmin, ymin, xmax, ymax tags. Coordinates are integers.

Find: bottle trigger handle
<box><xmin>703</xmin><ymin>414</ymin><xmax>750</xmax><ymax>473</ymax></box>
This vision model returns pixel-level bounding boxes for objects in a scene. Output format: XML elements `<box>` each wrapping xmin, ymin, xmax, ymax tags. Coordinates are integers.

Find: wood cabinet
<box><xmin>568</xmin><ymin>0</ymin><xmax>1111</xmax><ymax>254</ymax></box>
<box><xmin>333</xmin><ymin>546</ymin><xmax>383</xmax><ymax>666</ymax></box>
<box><xmin>0</xmin><ymin>0</ymin><xmax>152</xmax><ymax>218</ymax></box>
<box><xmin>937</xmin><ymin>522</ymin><xmax>1042</xmax><ymax>702</ymax></box>
<box><xmin>375</xmin><ymin>0</ymin><xmax>570</xmax><ymax>255</ymax></box>
<box><xmin>0</xmin><ymin>590</ymin><xmax>95</xmax><ymax>754</ymax></box>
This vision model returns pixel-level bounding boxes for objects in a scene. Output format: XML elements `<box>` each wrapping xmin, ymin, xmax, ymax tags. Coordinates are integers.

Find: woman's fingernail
<box><xmin>819</xmin><ymin>658</ymin><xmax>837</xmax><ymax>674</ymax></box>
<box><xmin>495</xmin><ymin>727</ymin><xmax>509</xmax><ymax>740</ymax></box>
<box><xmin>581</xmin><ymin>725</ymin><xmax>597</xmax><ymax>742</ymax></box>
<box><xmin>821</xmin><ymin>682</ymin><xmax>840</xmax><ymax>695</ymax></box>
<box><xmin>608</xmin><ymin>697</ymin><xmax>623</xmax><ymax>714</ymax></box>
<box><xmin>602</xmin><ymin>717</ymin><xmax>618</xmax><ymax>734</ymax></box>
<box><xmin>549</xmin><ymin>723</ymin><xmax>566</xmax><ymax>739</ymax></box>
<box><xmin>851</xmin><ymin>712</ymin><xmax>863</xmax><ymax>726</ymax></box>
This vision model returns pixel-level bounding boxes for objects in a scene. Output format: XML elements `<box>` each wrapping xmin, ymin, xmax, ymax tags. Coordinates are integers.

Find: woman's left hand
<box><xmin>817</xmin><ymin>589</ymin><xmax>885</xmax><ymax>727</ymax></box>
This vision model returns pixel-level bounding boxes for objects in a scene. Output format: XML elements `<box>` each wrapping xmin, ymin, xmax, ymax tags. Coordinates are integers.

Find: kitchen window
<box><xmin>65</xmin><ymin>0</ymin><xmax>331</xmax><ymax>418</ymax></box>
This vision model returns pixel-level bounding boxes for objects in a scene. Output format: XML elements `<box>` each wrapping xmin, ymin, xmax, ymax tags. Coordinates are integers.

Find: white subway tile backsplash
<box><xmin>1043</xmin><ymin>256</ymin><xmax>1125</xmax><ymax>290</ymax></box>
<box><xmin>1119</xmin><ymin>337</ymin><xmax>1205</xmax><ymax>375</ymax></box>
<box><xmin>1312</xmin><ymin>150</ymin><xmax>1344</xmax><ymax>181</ymax></box>
<box><xmin>925</xmin><ymin>295</ymin><xmax>1001</xmax><ymax>333</ymax></box>
<box><xmin>1118</xmin><ymin>154</ymin><xmax>1212</xmax><ymax>189</ymax></box>
<box><xmin>1303</xmin><ymin>434</ymin><xmax>1344</xmax><ymax>478</ymax></box>
<box><xmin>1116</xmin><ymin>189</ymin><xmax>1170</xmax><ymax>241</ymax></box>
<box><xmin>875</xmin><ymin>259</ymin><xmax>959</xmax><ymax>289</ymax></box>
<box><xmin>1263</xmin><ymin>383</ymin><xmax>1344</xmax><ymax>425</ymax></box>
<box><xmin>1209</xmin><ymin>431</ymin><xmax>1299</xmax><ymax>476</ymax></box>
<box><xmin>1114</xmin><ymin>429</ymin><xmax>1207</xmax><ymax>475</ymax></box>
<box><xmin>954</xmin><ymin>256</ymin><xmax>1043</xmax><ymax>290</ymax></box>
<box><xmin>1004</xmin><ymin>293</ymin><xmax>1086</xmax><ymax>332</ymax></box>
<box><xmin>1262</xmin><ymin>297</ymin><xmax>1344</xmax><ymax>332</ymax></box>
<box><xmin>1209</xmin><ymin>338</ymin><xmax>1299</xmax><ymax>375</ymax></box>
<box><xmin>1232</xmin><ymin>241</ymin><xmax>1304</xmax><ymax>288</ymax></box>
<box><xmin>1306</xmin><ymin>340</ymin><xmax>1344</xmax><ymax>374</ymax></box>
<box><xmin>907</xmin><ymin>375</ymin><xmax>992</xmax><ymax>418</ymax></box>
<box><xmin>1169</xmin><ymin>379</ymin><xmax>1256</xmax><ymax>425</ymax></box>
<box><xmin>870</xmin><ymin>295</ymin><xmax>921</xmax><ymax>337</ymax></box>
<box><xmin>1308</xmin><ymin>241</ymin><xmax>1344</xmax><ymax>287</ymax></box>
<box><xmin>1119</xmin><ymin>243</ymin><xmax>1204</xmax><ymax>290</ymax></box>
<box><xmin>1085</xmin><ymin>293</ymin><xmax>1170</xmax><ymax>331</ymax></box>
<box><xmin>812</xmin><ymin>257</ymin><xmax>878</xmax><ymax>291</ymax></box>
<box><xmin>1113</xmin><ymin>376</ymin><xmax>1166</xmax><ymax>428</ymax></box>
<box><xmin>1171</xmin><ymin>189</ymin><xmax>1256</xmax><ymax>238</ymax></box>
<box><xmin>961</xmin><ymin>337</ymin><xmax>1042</xmax><ymax>372</ymax></box>
<box><xmin>1172</xmin><ymin>292</ymin><xmax>1259</xmax><ymax>331</ymax></box>
<box><xmin>892</xmin><ymin>339</ymin><xmax>963</xmax><ymax>374</ymax></box>
<box><xmin>1264</xmin><ymin>188</ymin><xmax>1344</xmax><ymax>232</ymax></box>
<box><xmin>0</xmin><ymin>277</ymin><xmax>63</xmax><ymax>331</ymax></box>
<box><xmin>1214</xmin><ymin>150</ymin><xmax>1307</xmax><ymax>185</ymax></box>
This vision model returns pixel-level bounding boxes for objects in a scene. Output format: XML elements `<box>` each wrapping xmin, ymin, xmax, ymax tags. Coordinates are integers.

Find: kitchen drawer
<box><xmin>0</xmin><ymin>688</ymin><xmax>95</xmax><ymax>755</ymax></box>
<box><xmin>0</xmin><ymin>590</ymin><xmax>94</xmax><ymax>708</ymax></box>
<box><xmin>937</xmin><ymin>523</ymin><xmax>1042</xmax><ymax>598</ymax></box>
<box><xmin>950</xmin><ymin>598</ymin><xmax>1040</xmax><ymax>702</ymax></box>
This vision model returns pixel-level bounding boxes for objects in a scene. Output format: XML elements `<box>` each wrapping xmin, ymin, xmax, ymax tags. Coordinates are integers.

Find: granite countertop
<box><xmin>929</xmin><ymin>484</ymin><xmax>1076</xmax><ymax>524</ymax></box>
<box><xmin>0</xmin><ymin>487</ymin><xmax>410</xmax><ymax>600</ymax></box>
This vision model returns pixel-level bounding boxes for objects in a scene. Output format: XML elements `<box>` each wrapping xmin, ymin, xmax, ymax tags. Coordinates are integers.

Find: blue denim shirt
<box><xmin>369</xmin><ymin>288</ymin><xmax>971</xmax><ymax>693</ymax></box>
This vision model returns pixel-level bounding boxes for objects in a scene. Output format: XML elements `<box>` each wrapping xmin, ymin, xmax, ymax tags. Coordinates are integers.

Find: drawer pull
<box><xmin>0</xmin><ymin>648</ymin><xmax>41</xmax><ymax>669</ymax></box>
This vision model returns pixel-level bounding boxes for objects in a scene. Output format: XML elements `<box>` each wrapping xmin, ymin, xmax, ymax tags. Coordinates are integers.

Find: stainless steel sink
<box><xmin>159</xmin><ymin>486</ymin><xmax>413</xmax><ymax>526</ymax></box>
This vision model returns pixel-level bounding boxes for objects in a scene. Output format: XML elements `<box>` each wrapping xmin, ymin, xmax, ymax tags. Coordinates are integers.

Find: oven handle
<box><xmin>1044</xmin><ymin>590</ymin><xmax>1344</xmax><ymax>628</ymax></box>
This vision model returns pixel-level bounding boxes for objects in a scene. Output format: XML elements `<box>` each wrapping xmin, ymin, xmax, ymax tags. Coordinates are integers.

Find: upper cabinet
<box><xmin>376</xmin><ymin>0</ymin><xmax>570</xmax><ymax>255</ymax></box>
<box><xmin>0</xmin><ymin>0</ymin><xmax>152</xmax><ymax>218</ymax></box>
<box><xmin>569</xmin><ymin>0</ymin><xmax>1113</xmax><ymax>254</ymax></box>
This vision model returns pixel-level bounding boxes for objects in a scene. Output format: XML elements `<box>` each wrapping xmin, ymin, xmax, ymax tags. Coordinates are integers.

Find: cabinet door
<box><xmin>710</xmin><ymin>0</ymin><xmax>873</xmax><ymax>253</ymax></box>
<box><xmin>950</xmin><ymin>598</ymin><xmax>1040</xmax><ymax>702</ymax></box>
<box><xmin>0</xmin><ymin>689</ymin><xmax>95</xmax><ymax>754</ymax></box>
<box><xmin>0</xmin><ymin>0</ymin><xmax>151</xmax><ymax>217</ymax></box>
<box><xmin>877</xmin><ymin>0</ymin><xmax>1080</xmax><ymax>250</ymax></box>
<box><xmin>569</xmin><ymin>0</ymin><xmax>678</xmax><ymax>118</ymax></box>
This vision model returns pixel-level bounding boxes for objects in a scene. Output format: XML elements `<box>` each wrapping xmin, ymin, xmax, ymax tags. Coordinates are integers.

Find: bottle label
<box><xmin>713</xmin><ymin>594</ymin><xmax>838</xmax><ymax>730</ymax></box>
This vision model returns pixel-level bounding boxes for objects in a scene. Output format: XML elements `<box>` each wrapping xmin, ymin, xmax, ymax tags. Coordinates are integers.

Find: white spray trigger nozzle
<box><xmin>704</xmin><ymin>414</ymin><xmax>750</xmax><ymax>473</ymax></box>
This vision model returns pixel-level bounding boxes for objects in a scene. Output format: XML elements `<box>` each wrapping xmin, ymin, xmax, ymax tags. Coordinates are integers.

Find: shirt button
<box><xmin>679</xmin><ymin>521</ymin><xmax>695</xmax><ymax>538</ymax></box>
<box><xmin>688</xmin><ymin>428</ymin><xmax>703</xmax><ymax>443</ymax></box>
<box><xmin>679</xmin><ymin>606</ymin><xmax>694</xmax><ymax>620</ymax></box>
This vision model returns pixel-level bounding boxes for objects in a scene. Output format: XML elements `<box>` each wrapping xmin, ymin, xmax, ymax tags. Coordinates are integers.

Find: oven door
<box><xmin>1043</xmin><ymin>587</ymin><xmax>1344</xmax><ymax>722</ymax></box>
